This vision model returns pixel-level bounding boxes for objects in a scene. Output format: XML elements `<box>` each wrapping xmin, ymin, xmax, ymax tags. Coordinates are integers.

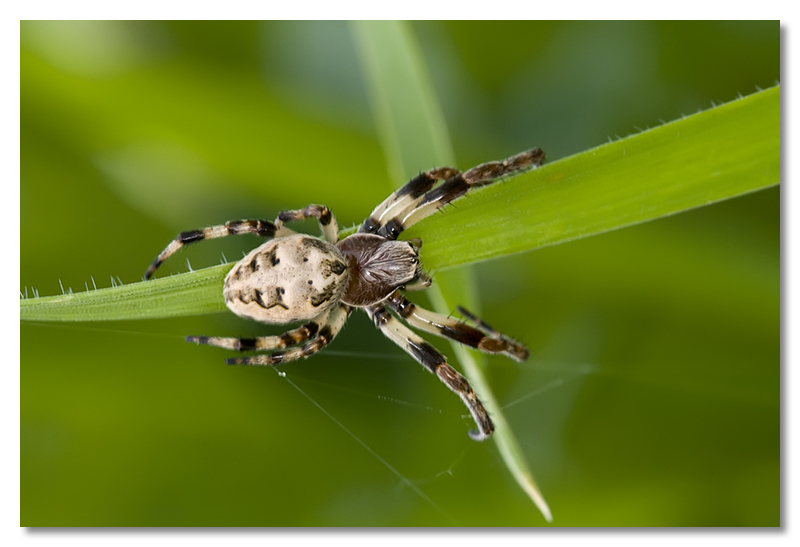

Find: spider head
<box><xmin>337</xmin><ymin>234</ymin><xmax>425</xmax><ymax>307</ymax></box>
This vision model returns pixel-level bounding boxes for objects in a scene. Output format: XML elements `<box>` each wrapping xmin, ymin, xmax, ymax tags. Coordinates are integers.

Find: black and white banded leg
<box><xmin>145</xmin><ymin>204</ymin><xmax>338</xmax><ymax>280</ymax></box>
<box><xmin>144</xmin><ymin>220</ymin><xmax>294</xmax><ymax>279</ymax></box>
<box><xmin>385</xmin><ymin>291</ymin><xmax>529</xmax><ymax>362</ymax></box>
<box><xmin>374</xmin><ymin>148</ymin><xmax>546</xmax><ymax>240</ymax></box>
<box><xmin>368</xmin><ymin>305</ymin><xmax>494</xmax><ymax>441</ymax></box>
<box><xmin>145</xmin><ymin>219</ymin><xmax>287</xmax><ymax>279</ymax></box>
<box><xmin>225</xmin><ymin>304</ymin><xmax>351</xmax><ymax>366</ymax></box>
<box><xmin>359</xmin><ymin>167</ymin><xmax>460</xmax><ymax>234</ymax></box>
<box><xmin>277</xmin><ymin>204</ymin><xmax>339</xmax><ymax>244</ymax></box>
<box><xmin>186</xmin><ymin>307</ymin><xmax>334</xmax><ymax>352</ymax></box>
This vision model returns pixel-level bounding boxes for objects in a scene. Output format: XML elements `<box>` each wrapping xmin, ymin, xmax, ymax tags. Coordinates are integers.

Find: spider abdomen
<box><xmin>224</xmin><ymin>234</ymin><xmax>349</xmax><ymax>324</ymax></box>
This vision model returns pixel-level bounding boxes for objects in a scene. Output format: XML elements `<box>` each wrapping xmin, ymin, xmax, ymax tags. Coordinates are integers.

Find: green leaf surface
<box><xmin>20</xmin><ymin>266</ymin><xmax>230</xmax><ymax>321</ymax></box>
<box><xmin>411</xmin><ymin>84</ymin><xmax>780</xmax><ymax>271</ymax></box>
<box><xmin>21</xmin><ymin>85</ymin><xmax>779</xmax><ymax>328</ymax></box>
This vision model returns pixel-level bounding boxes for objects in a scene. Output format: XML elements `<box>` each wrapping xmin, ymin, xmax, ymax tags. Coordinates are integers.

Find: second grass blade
<box><xmin>351</xmin><ymin>20</ymin><xmax>554</xmax><ymax>522</ymax></box>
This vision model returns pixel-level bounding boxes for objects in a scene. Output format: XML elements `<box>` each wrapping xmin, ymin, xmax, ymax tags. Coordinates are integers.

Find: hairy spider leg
<box><xmin>455</xmin><ymin>305</ymin><xmax>508</xmax><ymax>341</ymax></box>
<box><xmin>359</xmin><ymin>167</ymin><xmax>460</xmax><ymax>234</ymax></box>
<box><xmin>144</xmin><ymin>219</ymin><xmax>291</xmax><ymax>280</ymax></box>
<box><xmin>367</xmin><ymin>305</ymin><xmax>494</xmax><ymax>441</ymax></box>
<box><xmin>225</xmin><ymin>304</ymin><xmax>351</xmax><ymax>366</ymax></box>
<box><xmin>277</xmin><ymin>204</ymin><xmax>339</xmax><ymax>244</ymax></box>
<box><xmin>385</xmin><ymin>291</ymin><xmax>529</xmax><ymax>362</ymax></box>
<box><xmin>376</xmin><ymin>148</ymin><xmax>546</xmax><ymax>240</ymax></box>
<box><xmin>186</xmin><ymin>307</ymin><xmax>334</xmax><ymax>352</ymax></box>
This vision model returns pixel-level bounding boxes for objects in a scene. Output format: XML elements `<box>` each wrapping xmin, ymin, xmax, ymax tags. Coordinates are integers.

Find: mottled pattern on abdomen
<box><xmin>223</xmin><ymin>234</ymin><xmax>349</xmax><ymax>324</ymax></box>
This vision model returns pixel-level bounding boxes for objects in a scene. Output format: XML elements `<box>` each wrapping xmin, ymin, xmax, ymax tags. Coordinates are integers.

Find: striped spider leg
<box><xmin>186</xmin><ymin>305</ymin><xmax>335</xmax><ymax>353</ymax></box>
<box><xmin>276</xmin><ymin>204</ymin><xmax>339</xmax><ymax>244</ymax></box>
<box><xmin>214</xmin><ymin>304</ymin><xmax>351</xmax><ymax>366</ymax></box>
<box><xmin>359</xmin><ymin>167</ymin><xmax>461</xmax><ymax>234</ymax></box>
<box><xmin>363</xmin><ymin>148</ymin><xmax>546</xmax><ymax>240</ymax></box>
<box><xmin>144</xmin><ymin>204</ymin><xmax>338</xmax><ymax>280</ymax></box>
<box><xmin>145</xmin><ymin>218</ymin><xmax>286</xmax><ymax>280</ymax></box>
<box><xmin>384</xmin><ymin>291</ymin><xmax>529</xmax><ymax>362</ymax></box>
<box><xmin>367</xmin><ymin>304</ymin><xmax>496</xmax><ymax>441</ymax></box>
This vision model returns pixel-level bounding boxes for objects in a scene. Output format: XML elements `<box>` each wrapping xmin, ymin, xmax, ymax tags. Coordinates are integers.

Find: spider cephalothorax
<box><xmin>145</xmin><ymin>148</ymin><xmax>545</xmax><ymax>440</ymax></box>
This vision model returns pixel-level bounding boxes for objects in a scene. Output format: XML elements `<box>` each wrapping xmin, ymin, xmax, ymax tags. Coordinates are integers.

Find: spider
<box><xmin>144</xmin><ymin>148</ymin><xmax>545</xmax><ymax>440</ymax></box>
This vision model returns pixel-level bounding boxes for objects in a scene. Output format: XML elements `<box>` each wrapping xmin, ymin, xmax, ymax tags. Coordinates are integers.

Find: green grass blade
<box><xmin>351</xmin><ymin>21</ymin><xmax>455</xmax><ymax>178</ymax></box>
<box><xmin>20</xmin><ymin>85</ymin><xmax>779</xmax><ymax>325</ymax></box>
<box><xmin>411</xmin><ymin>84</ymin><xmax>780</xmax><ymax>271</ymax></box>
<box><xmin>352</xmin><ymin>20</ymin><xmax>553</xmax><ymax>522</ymax></box>
<box><xmin>20</xmin><ymin>265</ymin><xmax>231</xmax><ymax>321</ymax></box>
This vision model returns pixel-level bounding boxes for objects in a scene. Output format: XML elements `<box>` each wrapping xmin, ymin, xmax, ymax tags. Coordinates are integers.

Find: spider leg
<box><xmin>359</xmin><ymin>167</ymin><xmax>460</xmax><ymax>234</ymax></box>
<box><xmin>277</xmin><ymin>204</ymin><xmax>339</xmax><ymax>244</ymax></box>
<box><xmin>144</xmin><ymin>219</ymin><xmax>292</xmax><ymax>279</ymax></box>
<box><xmin>402</xmin><ymin>274</ymin><xmax>432</xmax><ymax>292</ymax></box>
<box><xmin>455</xmin><ymin>305</ymin><xmax>507</xmax><ymax>340</ymax></box>
<box><xmin>377</xmin><ymin>148</ymin><xmax>546</xmax><ymax>240</ymax></box>
<box><xmin>367</xmin><ymin>305</ymin><xmax>494</xmax><ymax>441</ymax></box>
<box><xmin>186</xmin><ymin>308</ymin><xmax>333</xmax><ymax>352</ymax></box>
<box><xmin>385</xmin><ymin>291</ymin><xmax>529</xmax><ymax>362</ymax></box>
<box><xmin>225</xmin><ymin>304</ymin><xmax>351</xmax><ymax>366</ymax></box>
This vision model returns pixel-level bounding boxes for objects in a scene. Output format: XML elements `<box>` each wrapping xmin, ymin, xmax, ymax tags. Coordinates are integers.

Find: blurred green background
<box><xmin>20</xmin><ymin>21</ymin><xmax>780</xmax><ymax>526</ymax></box>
